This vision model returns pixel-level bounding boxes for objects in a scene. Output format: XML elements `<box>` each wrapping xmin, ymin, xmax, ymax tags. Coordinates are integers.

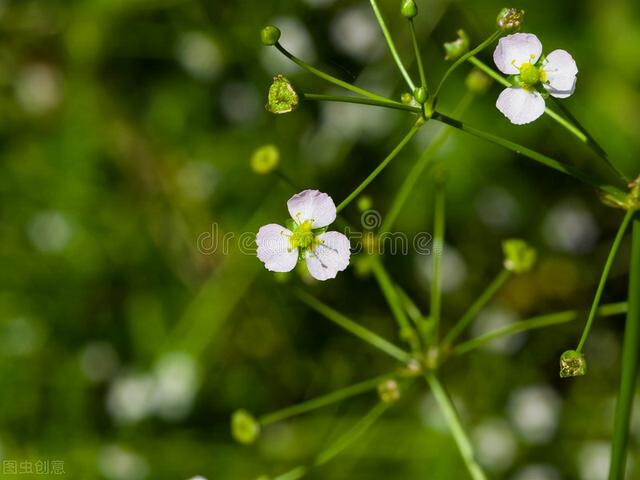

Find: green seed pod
<box><xmin>400</xmin><ymin>92</ymin><xmax>414</xmax><ymax>105</ymax></box>
<box><xmin>260</xmin><ymin>25</ymin><xmax>281</xmax><ymax>46</ymax></box>
<box><xmin>400</xmin><ymin>0</ymin><xmax>418</xmax><ymax>19</ymax></box>
<box><xmin>559</xmin><ymin>350</ymin><xmax>587</xmax><ymax>378</ymax></box>
<box><xmin>496</xmin><ymin>8</ymin><xmax>525</xmax><ymax>33</ymax></box>
<box><xmin>250</xmin><ymin>144</ymin><xmax>280</xmax><ymax>175</ymax></box>
<box><xmin>502</xmin><ymin>238</ymin><xmax>537</xmax><ymax>274</ymax></box>
<box><xmin>443</xmin><ymin>29</ymin><xmax>469</xmax><ymax>61</ymax></box>
<box><xmin>465</xmin><ymin>69</ymin><xmax>492</xmax><ymax>94</ymax></box>
<box><xmin>377</xmin><ymin>379</ymin><xmax>401</xmax><ymax>404</ymax></box>
<box><xmin>413</xmin><ymin>86</ymin><xmax>427</xmax><ymax>105</ymax></box>
<box><xmin>266</xmin><ymin>75</ymin><xmax>298</xmax><ymax>114</ymax></box>
<box><xmin>231</xmin><ymin>409</ymin><xmax>260</xmax><ymax>444</ymax></box>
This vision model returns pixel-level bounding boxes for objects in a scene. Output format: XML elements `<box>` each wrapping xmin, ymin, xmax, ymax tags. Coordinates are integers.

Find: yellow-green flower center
<box><xmin>289</xmin><ymin>220</ymin><xmax>317</xmax><ymax>250</ymax></box>
<box><xmin>518</xmin><ymin>62</ymin><xmax>541</xmax><ymax>88</ymax></box>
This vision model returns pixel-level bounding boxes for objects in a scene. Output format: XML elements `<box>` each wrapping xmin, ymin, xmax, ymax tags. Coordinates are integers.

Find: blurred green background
<box><xmin>1</xmin><ymin>0</ymin><xmax>640</xmax><ymax>478</ymax></box>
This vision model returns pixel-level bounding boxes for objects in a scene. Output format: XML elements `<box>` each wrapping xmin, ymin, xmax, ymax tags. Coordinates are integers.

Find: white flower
<box><xmin>493</xmin><ymin>33</ymin><xmax>578</xmax><ymax>125</ymax></box>
<box><xmin>256</xmin><ymin>190</ymin><xmax>351</xmax><ymax>281</ymax></box>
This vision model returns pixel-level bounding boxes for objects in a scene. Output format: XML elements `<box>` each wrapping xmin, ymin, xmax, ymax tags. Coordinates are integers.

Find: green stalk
<box><xmin>370</xmin><ymin>257</ymin><xmax>421</xmax><ymax>353</ymax></box>
<box><xmin>273</xmin><ymin>402</ymin><xmax>390</xmax><ymax>480</ymax></box>
<box><xmin>369</xmin><ymin>0</ymin><xmax>416</xmax><ymax>91</ymax></box>
<box><xmin>425</xmin><ymin>374</ymin><xmax>487</xmax><ymax>480</ymax></box>
<box><xmin>295</xmin><ymin>289</ymin><xmax>412</xmax><ymax>363</ymax></box>
<box><xmin>395</xmin><ymin>284</ymin><xmax>425</xmax><ymax>326</ymax></box>
<box><xmin>609</xmin><ymin>213</ymin><xmax>640</xmax><ymax>480</ymax></box>
<box><xmin>430</xmin><ymin>182</ymin><xmax>446</xmax><ymax>341</ymax></box>
<box><xmin>576</xmin><ymin>209</ymin><xmax>635</xmax><ymax>352</ymax></box>
<box><xmin>336</xmin><ymin>119</ymin><xmax>424</xmax><ymax>213</ymax></box>
<box><xmin>443</xmin><ymin>269</ymin><xmax>511</xmax><ymax>347</ymax></box>
<box><xmin>301</xmin><ymin>93</ymin><xmax>420</xmax><ymax>114</ymax></box>
<box><xmin>431</xmin><ymin>111</ymin><xmax>627</xmax><ymax>202</ymax></box>
<box><xmin>274</xmin><ymin>43</ymin><xmax>393</xmax><ymax>104</ymax></box>
<box><xmin>433</xmin><ymin>30</ymin><xmax>501</xmax><ymax>100</ymax></box>
<box><xmin>409</xmin><ymin>19</ymin><xmax>428</xmax><ymax>94</ymax></box>
<box><xmin>453</xmin><ymin>302</ymin><xmax>628</xmax><ymax>357</ymax></box>
<box><xmin>259</xmin><ymin>371</ymin><xmax>396</xmax><ymax>426</ymax></box>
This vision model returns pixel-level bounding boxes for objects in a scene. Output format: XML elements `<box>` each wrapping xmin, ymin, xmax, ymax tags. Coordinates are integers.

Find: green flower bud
<box><xmin>502</xmin><ymin>238</ymin><xmax>537</xmax><ymax>274</ymax></box>
<box><xmin>377</xmin><ymin>379</ymin><xmax>401</xmax><ymax>404</ymax></box>
<box><xmin>559</xmin><ymin>350</ymin><xmax>587</xmax><ymax>378</ymax></box>
<box><xmin>231</xmin><ymin>409</ymin><xmax>260</xmax><ymax>444</ymax></box>
<box><xmin>250</xmin><ymin>144</ymin><xmax>280</xmax><ymax>175</ymax></box>
<box><xmin>260</xmin><ymin>25</ymin><xmax>281</xmax><ymax>46</ymax></box>
<box><xmin>496</xmin><ymin>8</ymin><xmax>525</xmax><ymax>33</ymax></box>
<box><xmin>266</xmin><ymin>75</ymin><xmax>298</xmax><ymax>114</ymax></box>
<box><xmin>400</xmin><ymin>92</ymin><xmax>414</xmax><ymax>105</ymax></box>
<box><xmin>413</xmin><ymin>86</ymin><xmax>427</xmax><ymax>104</ymax></box>
<box><xmin>465</xmin><ymin>69</ymin><xmax>492</xmax><ymax>94</ymax></box>
<box><xmin>444</xmin><ymin>29</ymin><xmax>469</xmax><ymax>61</ymax></box>
<box><xmin>357</xmin><ymin>195</ymin><xmax>373</xmax><ymax>212</ymax></box>
<box><xmin>400</xmin><ymin>0</ymin><xmax>418</xmax><ymax>19</ymax></box>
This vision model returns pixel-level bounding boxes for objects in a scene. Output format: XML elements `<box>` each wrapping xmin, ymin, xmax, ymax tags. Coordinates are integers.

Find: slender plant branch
<box><xmin>295</xmin><ymin>289</ymin><xmax>412</xmax><ymax>363</ymax></box>
<box><xmin>609</xmin><ymin>213</ymin><xmax>640</xmax><ymax>480</ymax></box>
<box><xmin>301</xmin><ymin>93</ymin><xmax>420</xmax><ymax>114</ymax></box>
<box><xmin>452</xmin><ymin>302</ymin><xmax>628</xmax><ymax>356</ymax></box>
<box><xmin>336</xmin><ymin>119</ymin><xmax>424</xmax><ymax>213</ymax></box>
<box><xmin>576</xmin><ymin>209</ymin><xmax>635</xmax><ymax>352</ymax></box>
<box><xmin>274</xmin><ymin>42</ymin><xmax>394</xmax><ymax>104</ymax></box>
<box><xmin>369</xmin><ymin>0</ymin><xmax>416</xmax><ymax>91</ymax></box>
<box><xmin>443</xmin><ymin>268</ymin><xmax>511</xmax><ymax>347</ymax></box>
<box><xmin>409</xmin><ymin>19</ymin><xmax>428</xmax><ymax>94</ymax></box>
<box><xmin>395</xmin><ymin>284</ymin><xmax>425</xmax><ymax>326</ymax></box>
<box><xmin>425</xmin><ymin>374</ymin><xmax>487</xmax><ymax>480</ymax></box>
<box><xmin>259</xmin><ymin>371</ymin><xmax>397</xmax><ymax>426</ymax></box>
<box><xmin>430</xmin><ymin>181</ymin><xmax>446</xmax><ymax>342</ymax></box>
<box><xmin>433</xmin><ymin>30</ymin><xmax>501</xmax><ymax>101</ymax></box>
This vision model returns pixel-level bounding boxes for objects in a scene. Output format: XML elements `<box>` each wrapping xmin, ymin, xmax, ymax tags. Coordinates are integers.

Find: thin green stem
<box><xmin>380</xmin><ymin>90</ymin><xmax>475</xmax><ymax>234</ymax></box>
<box><xmin>409</xmin><ymin>19</ymin><xmax>428</xmax><ymax>93</ymax></box>
<box><xmin>425</xmin><ymin>374</ymin><xmax>487</xmax><ymax>480</ymax></box>
<box><xmin>301</xmin><ymin>93</ymin><xmax>420</xmax><ymax>114</ymax></box>
<box><xmin>430</xmin><ymin>182</ymin><xmax>445</xmax><ymax>341</ymax></box>
<box><xmin>295</xmin><ymin>289</ymin><xmax>412</xmax><ymax>363</ymax></box>
<box><xmin>336</xmin><ymin>119</ymin><xmax>424</xmax><ymax>213</ymax></box>
<box><xmin>433</xmin><ymin>30</ymin><xmax>501</xmax><ymax>101</ymax></box>
<box><xmin>609</xmin><ymin>213</ymin><xmax>640</xmax><ymax>480</ymax></box>
<box><xmin>273</xmin><ymin>402</ymin><xmax>390</xmax><ymax>480</ymax></box>
<box><xmin>452</xmin><ymin>302</ymin><xmax>628</xmax><ymax>357</ymax></box>
<box><xmin>443</xmin><ymin>269</ymin><xmax>511</xmax><ymax>347</ymax></box>
<box><xmin>259</xmin><ymin>371</ymin><xmax>396</xmax><ymax>426</ymax></box>
<box><xmin>369</xmin><ymin>0</ymin><xmax>415</xmax><ymax>91</ymax></box>
<box><xmin>274</xmin><ymin>42</ymin><xmax>393</xmax><ymax>104</ymax></box>
<box><xmin>432</xmin><ymin>111</ymin><xmax>627</xmax><ymax>202</ymax></box>
<box><xmin>370</xmin><ymin>257</ymin><xmax>421</xmax><ymax>353</ymax></box>
<box><xmin>576</xmin><ymin>209</ymin><xmax>635</xmax><ymax>352</ymax></box>
<box><xmin>395</xmin><ymin>284</ymin><xmax>424</xmax><ymax>326</ymax></box>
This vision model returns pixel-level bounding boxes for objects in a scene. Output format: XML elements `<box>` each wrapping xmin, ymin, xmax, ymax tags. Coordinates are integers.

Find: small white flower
<box><xmin>256</xmin><ymin>190</ymin><xmax>350</xmax><ymax>281</ymax></box>
<box><xmin>493</xmin><ymin>33</ymin><xmax>578</xmax><ymax>125</ymax></box>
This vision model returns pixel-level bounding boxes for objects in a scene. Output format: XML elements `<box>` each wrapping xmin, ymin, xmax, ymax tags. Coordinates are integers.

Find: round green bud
<box><xmin>357</xmin><ymin>195</ymin><xmax>373</xmax><ymax>212</ymax></box>
<box><xmin>502</xmin><ymin>238</ymin><xmax>537</xmax><ymax>274</ymax></box>
<box><xmin>260</xmin><ymin>25</ymin><xmax>281</xmax><ymax>46</ymax></box>
<box><xmin>465</xmin><ymin>69</ymin><xmax>492</xmax><ymax>94</ymax></box>
<box><xmin>400</xmin><ymin>0</ymin><xmax>418</xmax><ymax>19</ymax></box>
<box><xmin>377</xmin><ymin>379</ymin><xmax>401</xmax><ymax>404</ymax></box>
<box><xmin>559</xmin><ymin>350</ymin><xmax>587</xmax><ymax>378</ymax></box>
<box><xmin>413</xmin><ymin>86</ymin><xmax>426</xmax><ymax>105</ymax></box>
<box><xmin>266</xmin><ymin>75</ymin><xmax>299</xmax><ymax>114</ymax></box>
<box><xmin>231</xmin><ymin>409</ymin><xmax>260</xmax><ymax>444</ymax></box>
<box><xmin>496</xmin><ymin>8</ymin><xmax>525</xmax><ymax>33</ymax></box>
<box><xmin>443</xmin><ymin>29</ymin><xmax>469</xmax><ymax>61</ymax></box>
<box><xmin>400</xmin><ymin>92</ymin><xmax>414</xmax><ymax>105</ymax></box>
<box><xmin>251</xmin><ymin>144</ymin><xmax>280</xmax><ymax>175</ymax></box>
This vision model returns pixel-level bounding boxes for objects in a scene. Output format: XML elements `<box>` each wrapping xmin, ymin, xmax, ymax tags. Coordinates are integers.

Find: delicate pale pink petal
<box><xmin>496</xmin><ymin>87</ymin><xmax>545</xmax><ymax>125</ymax></box>
<box><xmin>493</xmin><ymin>33</ymin><xmax>543</xmax><ymax>74</ymax></box>
<box><xmin>256</xmin><ymin>224</ymin><xmax>298</xmax><ymax>272</ymax></box>
<box><xmin>542</xmin><ymin>49</ymin><xmax>578</xmax><ymax>98</ymax></box>
<box><xmin>287</xmin><ymin>190</ymin><xmax>336</xmax><ymax>228</ymax></box>
<box><xmin>304</xmin><ymin>231</ymin><xmax>350</xmax><ymax>281</ymax></box>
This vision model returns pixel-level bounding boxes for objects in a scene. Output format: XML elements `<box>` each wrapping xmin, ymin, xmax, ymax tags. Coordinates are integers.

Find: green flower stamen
<box><xmin>289</xmin><ymin>220</ymin><xmax>317</xmax><ymax>251</ymax></box>
<box><xmin>519</xmin><ymin>62</ymin><xmax>541</xmax><ymax>88</ymax></box>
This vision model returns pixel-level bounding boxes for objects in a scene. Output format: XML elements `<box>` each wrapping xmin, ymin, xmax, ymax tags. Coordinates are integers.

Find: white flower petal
<box><xmin>493</xmin><ymin>33</ymin><xmax>543</xmax><ymax>75</ymax></box>
<box><xmin>287</xmin><ymin>190</ymin><xmax>337</xmax><ymax>228</ymax></box>
<box><xmin>542</xmin><ymin>49</ymin><xmax>578</xmax><ymax>98</ymax></box>
<box><xmin>256</xmin><ymin>224</ymin><xmax>298</xmax><ymax>272</ymax></box>
<box><xmin>496</xmin><ymin>87</ymin><xmax>545</xmax><ymax>125</ymax></box>
<box><xmin>304</xmin><ymin>231</ymin><xmax>350</xmax><ymax>281</ymax></box>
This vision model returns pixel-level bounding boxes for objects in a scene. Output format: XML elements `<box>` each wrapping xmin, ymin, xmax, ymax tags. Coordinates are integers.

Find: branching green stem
<box><xmin>301</xmin><ymin>93</ymin><xmax>420</xmax><ymax>114</ymax></box>
<box><xmin>409</xmin><ymin>20</ymin><xmax>428</xmax><ymax>94</ymax></box>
